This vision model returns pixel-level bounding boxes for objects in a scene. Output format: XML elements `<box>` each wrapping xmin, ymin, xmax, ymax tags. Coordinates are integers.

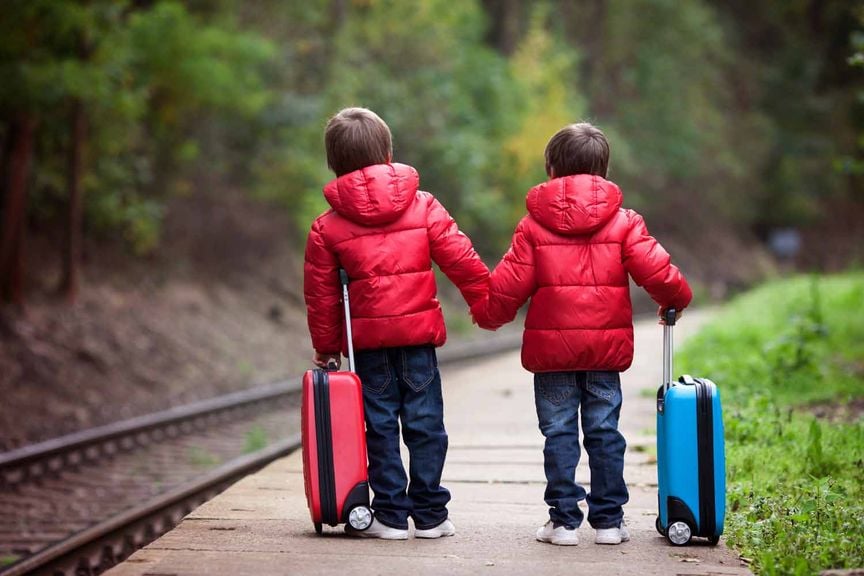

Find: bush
<box><xmin>678</xmin><ymin>273</ymin><xmax>864</xmax><ymax>575</ymax></box>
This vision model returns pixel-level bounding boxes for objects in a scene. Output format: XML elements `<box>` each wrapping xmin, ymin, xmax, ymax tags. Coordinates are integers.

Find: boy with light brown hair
<box><xmin>304</xmin><ymin>107</ymin><xmax>489</xmax><ymax>539</ymax></box>
<box><xmin>472</xmin><ymin>122</ymin><xmax>692</xmax><ymax>545</ymax></box>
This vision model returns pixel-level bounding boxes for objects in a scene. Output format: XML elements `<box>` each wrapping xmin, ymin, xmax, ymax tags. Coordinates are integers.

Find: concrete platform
<box><xmin>107</xmin><ymin>312</ymin><xmax>752</xmax><ymax>576</ymax></box>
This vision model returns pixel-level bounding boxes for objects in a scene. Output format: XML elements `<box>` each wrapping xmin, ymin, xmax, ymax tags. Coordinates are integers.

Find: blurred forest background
<box><xmin>0</xmin><ymin>0</ymin><xmax>863</xmax><ymax>445</ymax></box>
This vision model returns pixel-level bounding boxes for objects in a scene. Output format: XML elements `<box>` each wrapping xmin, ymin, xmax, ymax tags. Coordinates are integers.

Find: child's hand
<box><xmin>658</xmin><ymin>307</ymin><xmax>683</xmax><ymax>325</ymax></box>
<box><xmin>470</xmin><ymin>299</ymin><xmax>496</xmax><ymax>331</ymax></box>
<box><xmin>313</xmin><ymin>351</ymin><xmax>341</xmax><ymax>370</ymax></box>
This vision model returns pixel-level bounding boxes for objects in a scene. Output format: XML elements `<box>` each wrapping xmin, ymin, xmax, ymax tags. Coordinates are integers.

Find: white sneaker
<box><xmin>415</xmin><ymin>518</ymin><xmax>456</xmax><ymax>539</ymax></box>
<box><xmin>536</xmin><ymin>520</ymin><xmax>579</xmax><ymax>546</ymax></box>
<box><xmin>345</xmin><ymin>518</ymin><xmax>408</xmax><ymax>540</ymax></box>
<box><xmin>595</xmin><ymin>523</ymin><xmax>630</xmax><ymax>545</ymax></box>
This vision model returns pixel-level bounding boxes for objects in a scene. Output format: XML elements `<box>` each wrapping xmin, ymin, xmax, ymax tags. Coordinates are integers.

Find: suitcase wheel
<box><xmin>314</xmin><ymin>522</ymin><xmax>323</xmax><ymax>535</ymax></box>
<box><xmin>666</xmin><ymin>521</ymin><xmax>692</xmax><ymax>546</ymax></box>
<box><xmin>348</xmin><ymin>505</ymin><xmax>373</xmax><ymax>531</ymax></box>
<box><xmin>655</xmin><ymin>516</ymin><xmax>665</xmax><ymax>536</ymax></box>
<box><xmin>709</xmin><ymin>534</ymin><xmax>720</xmax><ymax>546</ymax></box>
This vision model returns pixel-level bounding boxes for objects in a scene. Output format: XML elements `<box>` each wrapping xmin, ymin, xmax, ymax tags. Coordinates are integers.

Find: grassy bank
<box><xmin>677</xmin><ymin>273</ymin><xmax>864</xmax><ymax>575</ymax></box>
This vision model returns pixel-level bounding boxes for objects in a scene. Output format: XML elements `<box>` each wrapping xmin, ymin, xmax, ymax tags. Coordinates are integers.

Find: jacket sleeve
<box><xmin>426</xmin><ymin>195</ymin><xmax>490</xmax><ymax>308</ymax></box>
<box><xmin>471</xmin><ymin>217</ymin><xmax>537</xmax><ymax>330</ymax></box>
<box><xmin>303</xmin><ymin>219</ymin><xmax>342</xmax><ymax>354</ymax></box>
<box><xmin>622</xmin><ymin>210</ymin><xmax>692</xmax><ymax>311</ymax></box>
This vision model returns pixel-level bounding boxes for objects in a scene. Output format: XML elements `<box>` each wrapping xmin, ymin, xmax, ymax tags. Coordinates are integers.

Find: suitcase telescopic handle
<box><xmin>339</xmin><ymin>268</ymin><xmax>356</xmax><ymax>373</ymax></box>
<box><xmin>662</xmin><ymin>308</ymin><xmax>677</xmax><ymax>392</ymax></box>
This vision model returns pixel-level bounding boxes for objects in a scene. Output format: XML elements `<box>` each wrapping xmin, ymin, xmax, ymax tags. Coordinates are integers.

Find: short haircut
<box><xmin>324</xmin><ymin>107</ymin><xmax>393</xmax><ymax>176</ymax></box>
<box><xmin>544</xmin><ymin>122</ymin><xmax>610</xmax><ymax>179</ymax></box>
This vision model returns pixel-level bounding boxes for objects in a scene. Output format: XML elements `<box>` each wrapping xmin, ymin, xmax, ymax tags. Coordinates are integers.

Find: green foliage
<box><xmin>678</xmin><ymin>274</ymin><xmax>864</xmax><ymax>574</ymax></box>
<box><xmin>680</xmin><ymin>275</ymin><xmax>864</xmax><ymax>404</ymax></box>
<box><xmin>87</xmin><ymin>191</ymin><xmax>163</xmax><ymax>256</ymax></box>
<box><xmin>585</xmin><ymin>0</ymin><xmax>771</xmax><ymax>227</ymax></box>
<box><xmin>723</xmin><ymin>404</ymin><xmax>864</xmax><ymax>575</ymax></box>
<box><xmin>246</xmin><ymin>0</ymin><xmax>529</xmax><ymax>251</ymax></box>
<box><xmin>714</xmin><ymin>1</ymin><xmax>862</xmax><ymax>232</ymax></box>
<box><xmin>3</xmin><ymin>0</ymin><xmax>863</xmax><ymax>282</ymax></box>
<box><xmin>2</xmin><ymin>0</ymin><xmax>275</xmax><ymax>254</ymax></box>
<box><xmin>322</xmin><ymin>0</ymin><xmax>525</xmax><ymax>252</ymax></box>
<box><xmin>127</xmin><ymin>2</ymin><xmax>274</xmax><ymax>120</ymax></box>
<box><xmin>837</xmin><ymin>9</ymin><xmax>864</xmax><ymax>178</ymax></box>
<box><xmin>731</xmin><ymin>473</ymin><xmax>864</xmax><ymax>575</ymax></box>
<box><xmin>251</xmin><ymin>116</ymin><xmax>331</xmax><ymax>233</ymax></box>
<box><xmin>0</xmin><ymin>1</ymin><xmax>107</xmax><ymax>108</ymax></box>
<box><xmin>502</xmin><ymin>5</ymin><xmax>583</xmax><ymax>201</ymax></box>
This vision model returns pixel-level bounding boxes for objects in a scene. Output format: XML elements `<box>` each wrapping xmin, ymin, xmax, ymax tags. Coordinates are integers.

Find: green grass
<box><xmin>244</xmin><ymin>425</ymin><xmax>269</xmax><ymax>453</ymax></box>
<box><xmin>1</xmin><ymin>555</ymin><xmax>19</xmax><ymax>567</ymax></box>
<box><xmin>677</xmin><ymin>273</ymin><xmax>864</xmax><ymax>575</ymax></box>
<box><xmin>187</xmin><ymin>447</ymin><xmax>220</xmax><ymax>468</ymax></box>
<box><xmin>640</xmin><ymin>386</ymin><xmax>658</xmax><ymax>398</ymax></box>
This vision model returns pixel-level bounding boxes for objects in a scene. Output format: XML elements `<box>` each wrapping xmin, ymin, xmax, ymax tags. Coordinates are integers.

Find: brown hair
<box><xmin>324</xmin><ymin>107</ymin><xmax>392</xmax><ymax>176</ymax></box>
<box><xmin>544</xmin><ymin>122</ymin><xmax>610</xmax><ymax>179</ymax></box>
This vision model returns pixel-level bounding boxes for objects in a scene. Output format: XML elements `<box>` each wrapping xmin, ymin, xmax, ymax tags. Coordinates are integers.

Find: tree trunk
<box><xmin>481</xmin><ymin>0</ymin><xmax>525</xmax><ymax>56</ymax></box>
<box><xmin>330</xmin><ymin>0</ymin><xmax>346</xmax><ymax>30</ymax></box>
<box><xmin>578</xmin><ymin>0</ymin><xmax>611</xmax><ymax>118</ymax></box>
<box><xmin>315</xmin><ymin>0</ymin><xmax>347</xmax><ymax>88</ymax></box>
<box><xmin>60</xmin><ymin>99</ymin><xmax>87</xmax><ymax>303</ymax></box>
<box><xmin>0</xmin><ymin>113</ymin><xmax>36</xmax><ymax>307</ymax></box>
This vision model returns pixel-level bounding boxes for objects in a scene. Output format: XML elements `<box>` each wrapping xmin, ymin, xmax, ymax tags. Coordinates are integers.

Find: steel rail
<box><xmin>0</xmin><ymin>331</ymin><xmax>525</xmax><ymax>575</ymax></box>
<box><xmin>0</xmin><ymin>330</ymin><xmax>522</xmax><ymax>485</ymax></box>
<box><xmin>0</xmin><ymin>308</ymin><xmax>650</xmax><ymax>481</ymax></box>
<box><xmin>0</xmin><ymin>378</ymin><xmax>302</xmax><ymax>486</ymax></box>
<box><xmin>0</xmin><ymin>435</ymin><xmax>301</xmax><ymax>576</ymax></box>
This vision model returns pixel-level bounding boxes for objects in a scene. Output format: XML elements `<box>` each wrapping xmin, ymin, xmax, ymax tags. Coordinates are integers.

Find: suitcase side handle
<box><xmin>339</xmin><ymin>268</ymin><xmax>356</xmax><ymax>373</ymax></box>
<box><xmin>662</xmin><ymin>308</ymin><xmax>677</xmax><ymax>393</ymax></box>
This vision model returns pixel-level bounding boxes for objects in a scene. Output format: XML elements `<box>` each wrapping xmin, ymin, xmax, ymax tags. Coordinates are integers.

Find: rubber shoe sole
<box><xmin>415</xmin><ymin>519</ymin><xmax>456</xmax><ymax>539</ymax></box>
<box><xmin>536</xmin><ymin>521</ymin><xmax>579</xmax><ymax>546</ymax></box>
<box><xmin>345</xmin><ymin>519</ymin><xmax>408</xmax><ymax>540</ymax></box>
<box><xmin>595</xmin><ymin>525</ymin><xmax>630</xmax><ymax>545</ymax></box>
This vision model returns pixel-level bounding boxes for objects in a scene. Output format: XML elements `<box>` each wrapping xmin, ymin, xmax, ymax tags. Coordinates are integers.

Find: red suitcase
<box><xmin>301</xmin><ymin>269</ymin><xmax>372</xmax><ymax>534</ymax></box>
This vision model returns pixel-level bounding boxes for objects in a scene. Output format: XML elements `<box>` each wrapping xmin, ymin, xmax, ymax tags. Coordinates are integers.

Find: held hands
<box><xmin>658</xmin><ymin>307</ymin><xmax>684</xmax><ymax>325</ymax></box>
<box><xmin>313</xmin><ymin>351</ymin><xmax>341</xmax><ymax>370</ymax></box>
<box><xmin>470</xmin><ymin>298</ymin><xmax>491</xmax><ymax>330</ymax></box>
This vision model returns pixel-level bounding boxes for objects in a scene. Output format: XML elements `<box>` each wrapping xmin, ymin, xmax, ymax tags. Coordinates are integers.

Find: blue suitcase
<box><xmin>655</xmin><ymin>309</ymin><xmax>725</xmax><ymax>546</ymax></box>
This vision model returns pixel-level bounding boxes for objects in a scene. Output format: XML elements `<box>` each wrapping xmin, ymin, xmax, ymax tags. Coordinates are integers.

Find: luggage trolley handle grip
<box><xmin>662</xmin><ymin>308</ymin><xmax>677</xmax><ymax>393</ymax></box>
<box><xmin>339</xmin><ymin>268</ymin><xmax>356</xmax><ymax>373</ymax></box>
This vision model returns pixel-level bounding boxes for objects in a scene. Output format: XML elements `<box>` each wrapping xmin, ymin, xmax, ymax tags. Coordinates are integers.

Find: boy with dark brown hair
<box><xmin>305</xmin><ymin>107</ymin><xmax>489</xmax><ymax>539</ymax></box>
<box><xmin>472</xmin><ymin>122</ymin><xmax>692</xmax><ymax>546</ymax></box>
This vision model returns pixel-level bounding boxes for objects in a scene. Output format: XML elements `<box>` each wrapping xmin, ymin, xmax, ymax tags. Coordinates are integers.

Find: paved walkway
<box><xmin>107</xmin><ymin>312</ymin><xmax>751</xmax><ymax>576</ymax></box>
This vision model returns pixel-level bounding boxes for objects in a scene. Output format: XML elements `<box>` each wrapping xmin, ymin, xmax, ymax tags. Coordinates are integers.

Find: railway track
<box><xmin>0</xmin><ymin>332</ymin><xmax>521</xmax><ymax>576</ymax></box>
<box><xmin>0</xmin><ymin>379</ymin><xmax>303</xmax><ymax>576</ymax></box>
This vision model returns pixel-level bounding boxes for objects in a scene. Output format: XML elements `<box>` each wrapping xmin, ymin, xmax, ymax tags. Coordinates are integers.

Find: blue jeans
<box><xmin>354</xmin><ymin>345</ymin><xmax>450</xmax><ymax>530</ymax></box>
<box><xmin>534</xmin><ymin>371</ymin><xmax>628</xmax><ymax>529</ymax></box>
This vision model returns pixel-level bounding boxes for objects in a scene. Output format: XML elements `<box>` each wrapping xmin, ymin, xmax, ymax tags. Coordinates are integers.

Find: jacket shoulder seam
<box><xmin>330</xmin><ymin>224</ymin><xmax>427</xmax><ymax>248</ymax></box>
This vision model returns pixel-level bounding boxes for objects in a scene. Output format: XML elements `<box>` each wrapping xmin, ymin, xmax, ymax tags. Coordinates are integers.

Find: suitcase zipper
<box><xmin>314</xmin><ymin>370</ymin><xmax>338</xmax><ymax>525</ymax></box>
<box><xmin>695</xmin><ymin>380</ymin><xmax>716</xmax><ymax>538</ymax></box>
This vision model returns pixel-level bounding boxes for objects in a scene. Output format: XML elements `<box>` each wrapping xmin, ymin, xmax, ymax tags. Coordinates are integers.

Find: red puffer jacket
<box><xmin>304</xmin><ymin>163</ymin><xmax>489</xmax><ymax>355</ymax></box>
<box><xmin>472</xmin><ymin>174</ymin><xmax>692</xmax><ymax>373</ymax></box>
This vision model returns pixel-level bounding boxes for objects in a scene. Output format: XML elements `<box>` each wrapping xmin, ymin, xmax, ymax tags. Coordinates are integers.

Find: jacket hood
<box><xmin>526</xmin><ymin>174</ymin><xmax>623</xmax><ymax>235</ymax></box>
<box><xmin>323</xmin><ymin>163</ymin><xmax>419</xmax><ymax>226</ymax></box>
